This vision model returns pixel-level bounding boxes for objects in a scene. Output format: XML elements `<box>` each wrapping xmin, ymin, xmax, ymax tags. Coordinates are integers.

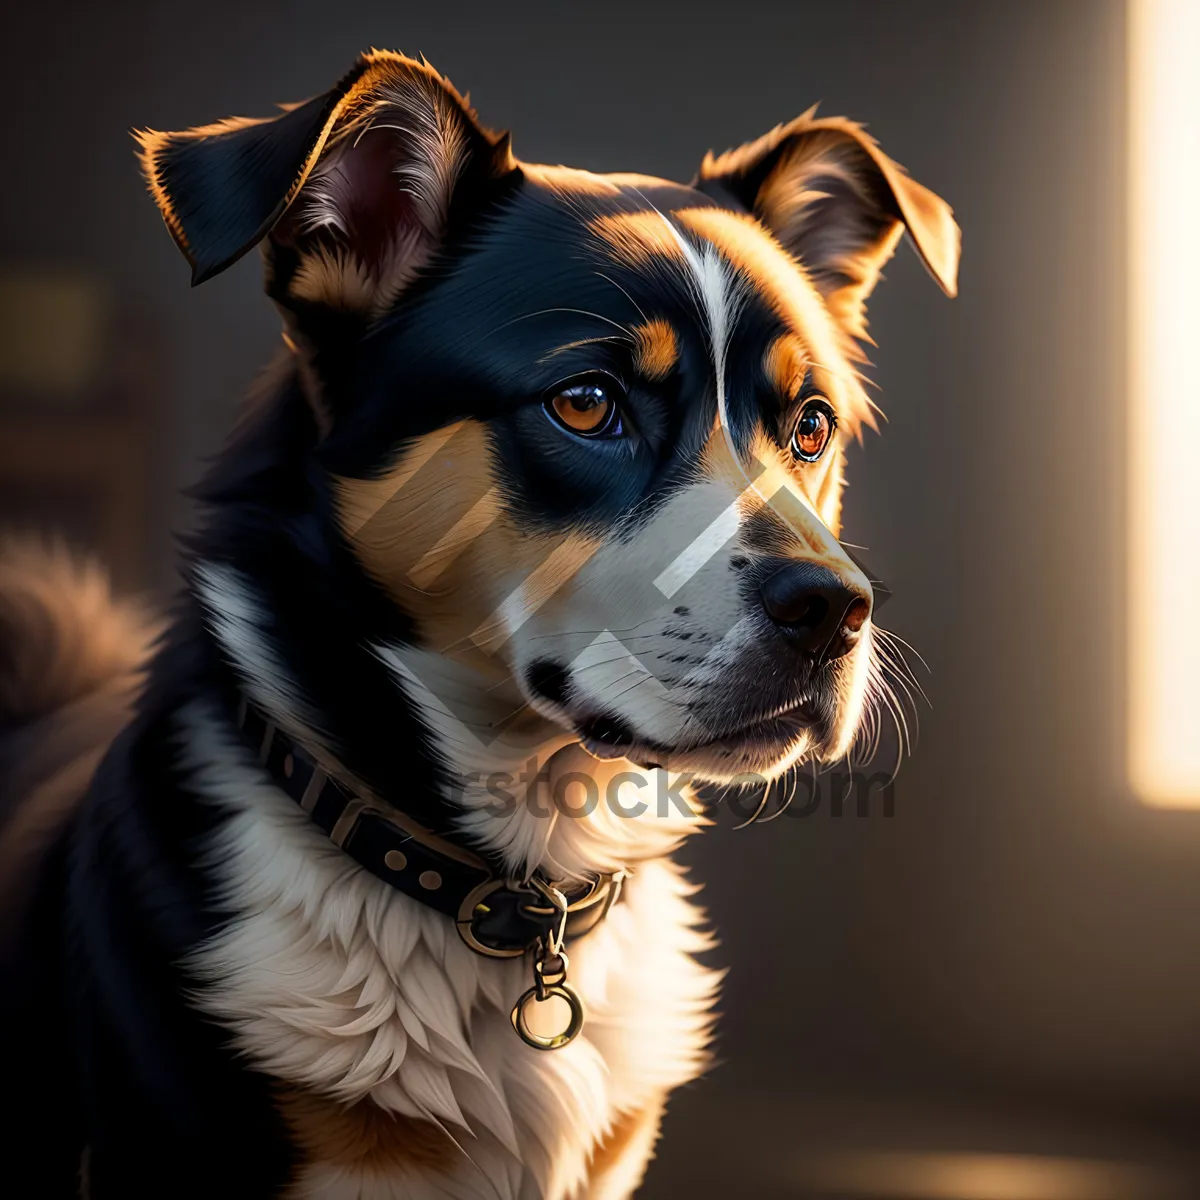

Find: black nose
<box><xmin>759</xmin><ymin>560</ymin><xmax>872</xmax><ymax>661</ymax></box>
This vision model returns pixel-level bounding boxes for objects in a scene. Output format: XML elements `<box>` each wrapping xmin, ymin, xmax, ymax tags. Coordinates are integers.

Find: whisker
<box><xmin>756</xmin><ymin>765</ymin><xmax>799</xmax><ymax>824</ymax></box>
<box><xmin>521</xmin><ymin>619</ymin><xmax>668</xmax><ymax>642</ymax></box>
<box><xmin>537</xmin><ymin>334</ymin><xmax>632</xmax><ymax>365</ymax></box>
<box><xmin>731</xmin><ymin>778</ymin><xmax>771</xmax><ymax>830</ymax></box>
<box><xmin>873</xmin><ymin>624</ymin><xmax>932</xmax><ymax>675</ymax></box>
<box><xmin>594</xmin><ymin>271</ymin><xmax>650</xmax><ymax>326</ymax></box>
<box><xmin>486</xmin><ymin>307</ymin><xmax>636</xmax><ymax>340</ymax></box>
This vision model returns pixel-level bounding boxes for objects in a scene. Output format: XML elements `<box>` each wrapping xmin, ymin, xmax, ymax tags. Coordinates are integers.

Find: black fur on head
<box><xmin>139</xmin><ymin>50</ymin><xmax>960</xmax><ymax>820</ymax></box>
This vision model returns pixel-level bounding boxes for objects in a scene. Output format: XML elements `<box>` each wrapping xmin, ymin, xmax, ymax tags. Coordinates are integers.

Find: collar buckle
<box><xmin>456</xmin><ymin>871</ymin><xmax>624</xmax><ymax>959</ymax></box>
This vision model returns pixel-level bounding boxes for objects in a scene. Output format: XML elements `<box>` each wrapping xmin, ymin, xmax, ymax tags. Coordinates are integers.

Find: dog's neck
<box><xmin>374</xmin><ymin>642</ymin><xmax>702</xmax><ymax>881</ymax></box>
<box><xmin>188</xmin><ymin>366</ymin><xmax>700</xmax><ymax>885</ymax></box>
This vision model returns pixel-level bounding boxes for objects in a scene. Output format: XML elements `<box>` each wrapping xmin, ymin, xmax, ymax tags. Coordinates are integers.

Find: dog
<box><xmin>0</xmin><ymin>49</ymin><xmax>958</xmax><ymax>1199</ymax></box>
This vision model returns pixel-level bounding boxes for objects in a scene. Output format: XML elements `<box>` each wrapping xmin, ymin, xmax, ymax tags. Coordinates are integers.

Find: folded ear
<box><xmin>695</xmin><ymin>110</ymin><xmax>960</xmax><ymax>341</ymax></box>
<box><xmin>136</xmin><ymin>50</ymin><xmax>515</xmax><ymax>308</ymax></box>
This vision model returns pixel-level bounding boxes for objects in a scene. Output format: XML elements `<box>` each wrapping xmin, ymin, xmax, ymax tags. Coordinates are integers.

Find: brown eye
<box><xmin>790</xmin><ymin>399</ymin><xmax>836</xmax><ymax>462</ymax></box>
<box><xmin>546</xmin><ymin>380</ymin><xmax>624</xmax><ymax>438</ymax></box>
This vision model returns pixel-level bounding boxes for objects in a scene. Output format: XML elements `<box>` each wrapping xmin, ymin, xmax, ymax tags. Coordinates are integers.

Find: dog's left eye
<box><xmin>545</xmin><ymin>379</ymin><xmax>624</xmax><ymax>438</ymax></box>
<box><xmin>789</xmin><ymin>399</ymin><xmax>836</xmax><ymax>462</ymax></box>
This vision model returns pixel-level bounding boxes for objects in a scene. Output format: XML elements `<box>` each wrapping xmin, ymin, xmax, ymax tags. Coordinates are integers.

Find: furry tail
<box><xmin>0</xmin><ymin>538</ymin><xmax>153</xmax><ymax>730</ymax></box>
<box><xmin>0</xmin><ymin>538</ymin><xmax>158</xmax><ymax>938</ymax></box>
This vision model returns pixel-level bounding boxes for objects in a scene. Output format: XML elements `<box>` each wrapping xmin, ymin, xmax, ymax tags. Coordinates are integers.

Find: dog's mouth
<box><xmin>574</xmin><ymin>694</ymin><xmax>823</xmax><ymax>774</ymax></box>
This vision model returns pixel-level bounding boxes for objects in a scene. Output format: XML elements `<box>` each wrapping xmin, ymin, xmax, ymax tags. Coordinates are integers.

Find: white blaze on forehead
<box><xmin>657</xmin><ymin>211</ymin><xmax>785</xmax><ymax>524</ymax></box>
<box><xmin>658</xmin><ymin>213</ymin><xmax>740</xmax><ymax>437</ymax></box>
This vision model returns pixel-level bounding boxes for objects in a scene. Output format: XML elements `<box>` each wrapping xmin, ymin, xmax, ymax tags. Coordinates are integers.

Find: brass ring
<box><xmin>455</xmin><ymin>878</ymin><xmax>528</xmax><ymax>958</ymax></box>
<box><xmin>510</xmin><ymin>982</ymin><xmax>586</xmax><ymax>1051</ymax></box>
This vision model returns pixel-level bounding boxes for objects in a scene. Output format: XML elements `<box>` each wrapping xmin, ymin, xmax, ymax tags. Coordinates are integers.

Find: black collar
<box><xmin>236</xmin><ymin>698</ymin><xmax>623</xmax><ymax>962</ymax></box>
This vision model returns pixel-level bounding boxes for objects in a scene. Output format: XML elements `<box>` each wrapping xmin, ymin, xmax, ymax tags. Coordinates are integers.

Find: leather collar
<box><xmin>236</xmin><ymin>698</ymin><xmax>624</xmax><ymax>961</ymax></box>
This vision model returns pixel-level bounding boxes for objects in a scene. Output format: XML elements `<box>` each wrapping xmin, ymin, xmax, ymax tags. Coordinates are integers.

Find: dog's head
<box><xmin>141</xmin><ymin>51</ymin><xmax>957</xmax><ymax>788</ymax></box>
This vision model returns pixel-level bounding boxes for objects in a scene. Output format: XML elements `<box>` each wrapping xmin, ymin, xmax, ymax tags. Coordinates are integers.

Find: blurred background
<box><xmin>5</xmin><ymin>1</ymin><xmax>1199</xmax><ymax>1197</ymax></box>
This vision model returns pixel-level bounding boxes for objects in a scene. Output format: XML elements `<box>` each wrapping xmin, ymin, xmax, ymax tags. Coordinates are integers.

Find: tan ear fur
<box><xmin>700</xmin><ymin>110</ymin><xmax>960</xmax><ymax>341</ymax></box>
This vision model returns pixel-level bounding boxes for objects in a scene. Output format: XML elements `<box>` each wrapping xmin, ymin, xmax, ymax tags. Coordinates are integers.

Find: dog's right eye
<box><xmin>545</xmin><ymin>379</ymin><xmax>625</xmax><ymax>438</ymax></box>
<box><xmin>789</xmin><ymin>398</ymin><xmax>836</xmax><ymax>462</ymax></box>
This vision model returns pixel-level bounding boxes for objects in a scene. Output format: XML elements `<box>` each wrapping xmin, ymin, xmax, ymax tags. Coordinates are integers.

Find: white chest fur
<box><xmin>180</xmin><ymin>705</ymin><xmax>720</xmax><ymax>1200</ymax></box>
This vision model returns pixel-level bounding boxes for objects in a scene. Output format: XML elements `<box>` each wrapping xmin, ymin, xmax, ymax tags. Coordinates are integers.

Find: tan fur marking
<box><xmin>763</xmin><ymin>333</ymin><xmax>809</xmax><ymax>400</ymax></box>
<box><xmin>278</xmin><ymin>1087</ymin><xmax>455</xmax><ymax>1177</ymax></box>
<box><xmin>334</xmin><ymin>422</ymin><xmax>497</xmax><ymax>652</ymax></box>
<box><xmin>290</xmin><ymin>247</ymin><xmax>379</xmax><ymax>312</ymax></box>
<box><xmin>632</xmin><ymin>319</ymin><xmax>679</xmax><ymax>381</ymax></box>
<box><xmin>583</xmin><ymin>1096</ymin><xmax>668</xmax><ymax>1200</ymax></box>
<box><xmin>674</xmin><ymin>205</ymin><xmax>877</xmax><ymax>436</ymax></box>
<box><xmin>589</xmin><ymin>212</ymin><xmax>687</xmax><ymax>268</ymax></box>
<box><xmin>334</xmin><ymin>423</ymin><xmax>600</xmax><ymax>661</ymax></box>
<box><xmin>524</xmin><ymin>163</ymin><xmax>623</xmax><ymax>195</ymax></box>
<box><xmin>819</xmin><ymin>220</ymin><xmax>903</xmax><ymax>340</ymax></box>
<box><xmin>337</xmin><ymin>423</ymin><xmax>464</xmax><ymax>538</ymax></box>
<box><xmin>524</xmin><ymin>167</ymin><xmax>677</xmax><ymax>200</ymax></box>
<box><xmin>700</xmin><ymin>422</ymin><xmax>846</xmax><ymax>544</ymax></box>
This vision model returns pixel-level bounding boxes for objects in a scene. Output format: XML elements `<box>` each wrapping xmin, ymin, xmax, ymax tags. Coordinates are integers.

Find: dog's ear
<box><xmin>136</xmin><ymin>51</ymin><xmax>515</xmax><ymax>309</ymax></box>
<box><xmin>696</xmin><ymin>110</ymin><xmax>959</xmax><ymax>340</ymax></box>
